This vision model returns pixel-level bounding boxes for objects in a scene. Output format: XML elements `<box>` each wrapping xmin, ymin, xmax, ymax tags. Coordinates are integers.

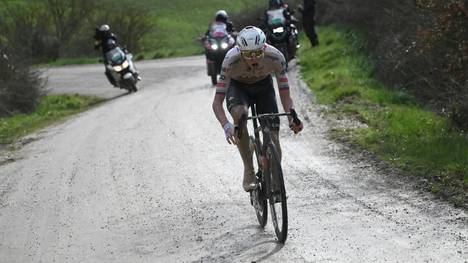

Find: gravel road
<box><xmin>0</xmin><ymin>56</ymin><xmax>466</xmax><ymax>262</ymax></box>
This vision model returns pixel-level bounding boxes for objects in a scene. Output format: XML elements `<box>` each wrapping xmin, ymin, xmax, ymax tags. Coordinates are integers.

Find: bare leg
<box><xmin>230</xmin><ymin>105</ymin><xmax>256</xmax><ymax>192</ymax></box>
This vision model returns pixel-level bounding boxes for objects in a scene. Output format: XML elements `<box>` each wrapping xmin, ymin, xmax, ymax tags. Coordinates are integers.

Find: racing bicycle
<box><xmin>236</xmin><ymin>105</ymin><xmax>300</xmax><ymax>244</ymax></box>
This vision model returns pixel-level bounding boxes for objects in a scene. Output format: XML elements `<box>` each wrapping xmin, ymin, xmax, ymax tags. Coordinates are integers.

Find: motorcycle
<box><xmin>264</xmin><ymin>11</ymin><xmax>299</xmax><ymax>63</ymax></box>
<box><xmin>203</xmin><ymin>31</ymin><xmax>235</xmax><ymax>85</ymax></box>
<box><xmin>104</xmin><ymin>43</ymin><xmax>139</xmax><ymax>92</ymax></box>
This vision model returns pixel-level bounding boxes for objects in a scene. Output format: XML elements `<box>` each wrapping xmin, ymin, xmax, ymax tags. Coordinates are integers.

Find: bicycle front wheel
<box><xmin>250</xmin><ymin>136</ymin><xmax>268</xmax><ymax>228</ymax></box>
<box><xmin>266</xmin><ymin>143</ymin><xmax>288</xmax><ymax>243</ymax></box>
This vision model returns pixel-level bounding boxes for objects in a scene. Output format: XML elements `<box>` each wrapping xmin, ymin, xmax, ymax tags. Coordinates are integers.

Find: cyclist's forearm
<box><xmin>279</xmin><ymin>89</ymin><xmax>294</xmax><ymax>112</ymax></box>
<box><xmin>212</xmin><ymin>95</ymin><xmax>229</xmax><ymax>127</ymax></box>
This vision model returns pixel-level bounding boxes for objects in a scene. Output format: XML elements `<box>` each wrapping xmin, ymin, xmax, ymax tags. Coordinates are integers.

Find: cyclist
<box><xmin>212</xmin><ymin>26</ymin><xmax>303</xmax><ymax>192</ymax></box>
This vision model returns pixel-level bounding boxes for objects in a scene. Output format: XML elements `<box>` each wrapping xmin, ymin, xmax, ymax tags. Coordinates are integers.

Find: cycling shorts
<box><xmin>226</xmin><ymin>75</ymin><xmax>280</xmax><ymax>130</ymax></box>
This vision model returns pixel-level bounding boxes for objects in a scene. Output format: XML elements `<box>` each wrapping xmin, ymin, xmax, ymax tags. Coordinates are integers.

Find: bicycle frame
<box><xmin>240</xmin><ymin>105</ymin><xmax>292</xmax><ymax>197</ymax></box>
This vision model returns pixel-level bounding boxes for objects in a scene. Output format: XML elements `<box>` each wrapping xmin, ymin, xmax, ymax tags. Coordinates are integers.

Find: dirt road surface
<box><xmin>0</xmin><ymin>56</ymin><xmax>466</xmax><ymax>262</ymax></box>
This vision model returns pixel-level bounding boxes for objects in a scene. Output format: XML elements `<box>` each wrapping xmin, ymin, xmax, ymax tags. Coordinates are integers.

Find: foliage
<box><xmin>0</xmin><ymin>0</ymin><xmax>154</xmax><ymax>62</ymax></box>
<box><xmin>315</xmin><ymin>0</ymin><xmax>468</xmax><ymax>131</ymax></box>
<box><xmin>0</xmin><ymin>94</ymin><xmax>102</xmax><ymax>144</ymax></box>
<box><xmin>299</xmin><ymin>27</ymin><xmax>468</xmax><ymax>207</ymax></box>
<box><xmin>0</xmin><ymin>45</ymin><xmax>45</xmax><ymax>117</ymax></box>
<box><xmin>415</xmin><ymin>0</ymin><xmax>468</xmax><ymax>130</ymax></box>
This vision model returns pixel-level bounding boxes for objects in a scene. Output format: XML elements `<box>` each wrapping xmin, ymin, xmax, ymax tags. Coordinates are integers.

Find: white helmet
<box><xmin>236</xmin><ymin>26</ymin><xmax>266</xmax><ymax>51</ymax></box>
<box><xmin>99</xmin><ymin>24</ymin><xmax>110</xmax><ymax>32</ymax></box>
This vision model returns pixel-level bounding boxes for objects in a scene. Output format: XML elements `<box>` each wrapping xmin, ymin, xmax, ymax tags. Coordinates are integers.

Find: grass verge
<box><xmin>0</xmin><ymin>95</ymin><xmax>103</xmax><ymax>145</ymax></box>
<box><xmin>298</xmin><ymin>26</ymin><xmax>468</xmax><ymax>208</ymax></box>
<box><xmin>141</xmin><ymin>0</ymin><xmax>257</xmax><ymax>59</ymax></box>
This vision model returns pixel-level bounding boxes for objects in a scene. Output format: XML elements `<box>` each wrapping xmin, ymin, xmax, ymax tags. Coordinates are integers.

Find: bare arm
<box><xmin>212</xmin><ymin>60</ymin><xmax>231</xmax><ymax>127</ymax></box>
<box><xmin>275</xmin><ymin>57</ymin><xmax>294</xmax><ymax>114</ymax></box>
<box><xmin>212</xmin><ymin>93</ymin><xmax>229</xmax><ymax>127</ymax></box>
<box><xmin>274</xmin><ymin>55</ymin><xmax>303</xmax><ymax>133</ymax></box>
<box><xmin>276</xmin><ymin>74</ymin><xmax>294</xmax><ymax>114</ymax></box>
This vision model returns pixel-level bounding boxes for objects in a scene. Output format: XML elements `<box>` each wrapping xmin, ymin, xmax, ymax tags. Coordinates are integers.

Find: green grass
<box><xmin>140</xmin><ymin>0</ymin><xmax>259</xmax><ymax>59</ymax></box>
<box><xmin>0</xmin><ymin>95</ymin><xmax>103</xmax><ymax>144</ymax></box>
<box><xmin>298</xmin><ymin>26</ymin><xmax>468</xmax><ymax>207</ymax></box>
<box><xmin>31</xmin><ymin>0</ymin><xmax>261</xmax><ymax>65</ymax></box>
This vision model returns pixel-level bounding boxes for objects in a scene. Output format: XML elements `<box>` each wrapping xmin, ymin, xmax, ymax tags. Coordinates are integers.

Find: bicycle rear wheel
<box><xmin>249</xmin><ymin>136</ymin><xmax>268</xmax><ymax>228</ymax></box>
<box><xmin>266</xmin><ymin>143</ymin><xmax>288</xmax><ymax>243</ymax></box>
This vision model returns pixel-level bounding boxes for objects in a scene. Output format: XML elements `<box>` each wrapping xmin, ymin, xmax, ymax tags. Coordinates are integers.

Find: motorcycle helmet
<box><xmin>215</xmin><ymin>10</ymin><xmax>228</xmax><ymax>23</ymax></box>
<box><xmin>99</xmin><ymin>24</ymin><xmax>110</xmax><ymax>32</ymax></box>
<box><xmin>236</xmin><ymin>26</ymin><xmax>266</xmax><ymax>51</ymax></box>
<box><xmin>269</xmin><ymin>0</ymin><xmax>282</xmax><ymax>8</ymax></box>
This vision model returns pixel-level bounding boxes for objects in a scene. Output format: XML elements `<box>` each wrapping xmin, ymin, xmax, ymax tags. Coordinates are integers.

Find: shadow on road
<box><xmin>250</xmin><ymin>241</ymin><xmax>284</xmax><ymax>263</ymax></box>
<box><xmin>98</xmin><ymin>90</ymin><xmax>134</xmax><ymax>103</ymax></box>
<box><xmin>202</xmin><ymin>224</ymin><xmax>285</xmax><ymax>262</ymax></box>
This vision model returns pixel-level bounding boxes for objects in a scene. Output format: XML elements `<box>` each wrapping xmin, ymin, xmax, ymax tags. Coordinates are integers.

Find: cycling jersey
<box><xmin>215</xmin><ymin>44</ymin><xmax>289</xmax><ymax>97</ymax></box>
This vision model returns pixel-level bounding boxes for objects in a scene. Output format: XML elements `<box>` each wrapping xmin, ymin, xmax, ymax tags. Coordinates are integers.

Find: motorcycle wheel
<box><xmin>211</xmin><ymin>74</ymin><xmax>217</xmax><ymax>86</ymax></box>
<box><xmin>208</xmin><ymin>63</ymin><xmax>217</xmax><ymax>85</ymax></box>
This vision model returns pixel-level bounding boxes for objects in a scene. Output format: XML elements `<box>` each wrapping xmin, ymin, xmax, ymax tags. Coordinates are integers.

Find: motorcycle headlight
<box><xmin>113</xmin><ymin>60</ymin><xmax>129</xmax><ymax>72</ymax></box>
<box><xmin>273</xmin><ymin>27</ymin><xmax>285</xmax><ymax>33</ymax></box>
<box><xmin>122</xmin><ymin>60</ymin><xmax>129</xmax><ymax>69</ymax></box>
<box><xmin>221</xmin><ymin>42</ymin><xmax>229</xmax><ymax>49</ymax></box>
<box><xmin>211</xmin><ymin>44</ymin><xmax>219</xmax><ymax>50</ymax></box>
<box><xmin>113</xmin><ymin>65</ymin><xmax>123</xmax><ymax>72</ymax></box>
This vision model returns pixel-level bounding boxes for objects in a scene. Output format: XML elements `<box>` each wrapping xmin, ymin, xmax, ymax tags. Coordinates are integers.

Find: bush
<box><xmin>0</xmin><ymin>46</ymin><xmax>45</xmax><ymax>117</ymax></box>
<box><xmin>315</xmin><ymin>0</ymin><xmax>468</xmax><ymax>130</ymax></box>
<box><xmin>91</xmin><ymin>1</ymin><xmax>154</xmax><ymax>54</ymax></box>
<box><xmin>0</xmin><ymin>0</ymin><xmax>154</xmax><ymax>62</ymax></box>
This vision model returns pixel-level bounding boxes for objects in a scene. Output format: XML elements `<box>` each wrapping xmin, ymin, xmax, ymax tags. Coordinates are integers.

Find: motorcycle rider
<box><xmin>212</xmin><ymin>26</ymin><xmax>303</xmax><ymax>192</ymax></box>
<box><xmin>94</xmin><ymin>24</ymin><xmax>118</xmax><ymax>86</ymax></box>
<box><xmin>264</xmin><ymin>0</ymin><xmax>297</xmax><ymax>28</ymax></box>
<box><xmin>263</xmin><ymin>0</ymin><xmax>300</xmax><ymax>59</ymax></box>
<box><xmin>93</xmin><ymin>24</ymin><xmax>140</xmax><ymax>86</ymax></box>
<box><xmin>205</xmin><ymin>10</ymin><xmax>236</xmax><ymax>38</ymax></box>
<box><xmin>203</xmin><ymin>10</ymin><xmax>237</xmax><ymax>82</ymax></box>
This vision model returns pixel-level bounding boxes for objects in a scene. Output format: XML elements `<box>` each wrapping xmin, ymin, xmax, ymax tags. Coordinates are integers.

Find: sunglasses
<box><xmin>241</xmin><ymin>49</ymin><xmax>264</xmax><ymax>59</ymax></box>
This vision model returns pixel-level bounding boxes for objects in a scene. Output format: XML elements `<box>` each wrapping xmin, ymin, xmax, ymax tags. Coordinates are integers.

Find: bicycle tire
<box><xmin>249</xmin><ymin>136</ymin><xmax>268</xmax><ymax>228</ymax></box>
<box><xmin>266</xmin><ymin>142</ymin><xmax>288</xmax><ymax>243</ymax></box>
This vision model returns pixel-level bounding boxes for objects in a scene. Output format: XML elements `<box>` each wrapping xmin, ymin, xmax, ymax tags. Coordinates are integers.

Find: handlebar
<box><xmin>235</xmin><ymin>109</ymin><xmax>301</xmax><ymax>138</ymax></box>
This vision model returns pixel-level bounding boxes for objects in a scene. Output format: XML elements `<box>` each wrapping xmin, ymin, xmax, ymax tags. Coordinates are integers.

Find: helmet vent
<box><xmin>255</xmin><ymin>35</ymin><xmax>260</xmax><ymax>45</ymax></box>
<box><xmin>241</xmin><ymin>37</ymin><xmax>248</xmax><ymax>47</ymax></box>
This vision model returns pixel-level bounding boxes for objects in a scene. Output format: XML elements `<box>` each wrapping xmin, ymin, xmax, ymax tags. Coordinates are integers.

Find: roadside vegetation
<box><xmin>0</xmin><ymin>0</ymin><xmax>260</xmax><ymax>63</ymax></box>
<box><xmin>298</xmin><ymin>26</ymin><xmax>468</xmax><ymax>208</ymax></box>
<box><xmin>0</xmin><ymin>95</ymin><xmax>102</xmax><ymax>144</ymax></box>
<box><xmin>0</xmin><ymin>0</ymin><xmax>258</xmax><ymax>144</ymax></box>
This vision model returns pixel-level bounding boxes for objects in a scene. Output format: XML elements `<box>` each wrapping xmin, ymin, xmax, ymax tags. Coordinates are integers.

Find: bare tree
<box><xmin>42</xmin><ymin>0</ymin><xmax>97</xmax><ymax>57</ymax></box>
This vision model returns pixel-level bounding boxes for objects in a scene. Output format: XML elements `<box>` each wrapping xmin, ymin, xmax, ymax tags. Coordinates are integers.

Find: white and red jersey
<box><xmin>215</xmin><ymin>44</ymin><xmax>290</xmax><ymax>97</ymax></box>
<box><xmin>209</xmin><ymin>22</ymin><xmax>228</xmax><ymax>38</ymax></box>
